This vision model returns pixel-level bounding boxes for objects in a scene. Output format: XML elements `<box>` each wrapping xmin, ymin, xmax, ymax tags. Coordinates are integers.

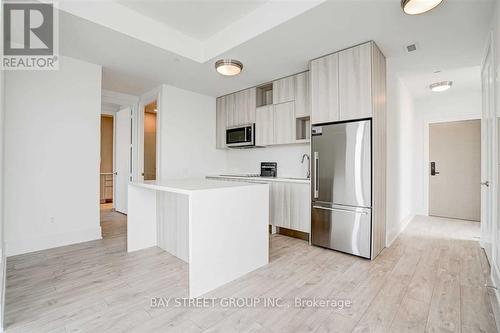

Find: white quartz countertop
<box><xmin>130</xmin><ymin>179</ymin><xmax>266</xmax><ymax>195</ymax></box>
<box><xmin>207</xmin><ymin>175</ymin><xmax>310</xmax><ymax>184</ymax></box>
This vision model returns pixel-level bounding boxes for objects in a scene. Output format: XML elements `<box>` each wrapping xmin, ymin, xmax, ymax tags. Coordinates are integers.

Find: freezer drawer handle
<box><xmin>313</xmin><ymin>152</ymin><xmax>319</xmax><ymax>199</ymax></box>
<box><xmin>313</xmin><ymin>205</ymin><xmax>369</xmax><ymax>215</ymax></box>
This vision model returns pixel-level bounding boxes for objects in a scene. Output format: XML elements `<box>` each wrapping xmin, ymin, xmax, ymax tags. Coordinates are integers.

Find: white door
<box><xmin>429</xmin><ymin>120</ymin><xmax>481</xmax><ymax>221</ymax></box>
<box><xmin>480</xmin><ymin>41</ymin><xmax>495</xmax><ymax>261</ymax></box>
<box><xmin>115</xmin><ymin>107</ymin><xmax>131</xmax><ymax>214</ymax></box>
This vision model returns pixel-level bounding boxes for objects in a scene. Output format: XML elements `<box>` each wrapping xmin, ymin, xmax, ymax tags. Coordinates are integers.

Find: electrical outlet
<box><xmin>50</xmin><ymin>217</ymin><xmax>55</xmax><ymax>224</ymax></box>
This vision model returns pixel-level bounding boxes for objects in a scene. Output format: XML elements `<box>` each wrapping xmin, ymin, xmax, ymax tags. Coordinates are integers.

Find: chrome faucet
<box><xmin>301</xmin><ymin>153</ymin><xmax>311</xmax><ymax>179</ymax></box>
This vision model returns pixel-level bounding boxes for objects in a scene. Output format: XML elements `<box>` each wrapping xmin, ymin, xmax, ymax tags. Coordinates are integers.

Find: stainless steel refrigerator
<box><xmin>311</xmin><ymin>119</ymin><xmax>372</xmax><ymax>259</ymax></box>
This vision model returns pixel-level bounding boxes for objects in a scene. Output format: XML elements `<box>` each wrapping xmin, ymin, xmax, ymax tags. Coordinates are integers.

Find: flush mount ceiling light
<box><xmin>401</xmin><ymin>0</ymin><xmax>444</xmax><ymax>15</ymax></box>
<box><xmin>215</xmin><ymin>59</ymin><xmax>243</xmax><ymax>76</ymax></box>
<box><xmin>430</xmin><ymin>80</ymin><xmax>453</xmax><ymax>92</ymax></box>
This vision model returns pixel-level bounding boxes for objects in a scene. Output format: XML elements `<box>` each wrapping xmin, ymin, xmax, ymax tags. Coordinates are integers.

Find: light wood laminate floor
<box><xmin>100</xmin><ymin>203</ymin><xmax>127</xmax><ymax>239</ymax></box>
<box><xmin>5</xmin><ymin>216</ymin><xmax>498</xmax><ymax>332</ymax></box>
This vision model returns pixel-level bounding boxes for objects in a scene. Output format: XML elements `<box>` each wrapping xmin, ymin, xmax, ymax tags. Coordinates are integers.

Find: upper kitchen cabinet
<box><xmin>274</xmin><ymin>102</ymin><xmax>296</xmax><ymax>145</ymax></box>
<box><xmin>226</xmin><ymin>87</ymin><xmax>256</xmax><ymax>127</ymax></box>
<box><xmin>338</xmin><ymin>42</ymin><xmax>372</xmax><ymax>120</ymax></box>
<box><xmin>273</xmin><ymin>76</ymin><xmax>295</xmax><ymax>104</ymax></box>
<box><xmin>310</xmin><ymin>42</ymin><xmax>385</xmax><ymax>124</ymax></box>
<box><xmin>255</xmin><ymin>102</ymin><xmax>296</xmax><ymax>146</ymax></box>
<box><xmin>216</xmin><ymin>96</ymin><xmax>227</xmax><ymax>149</ymax></box>
<box><xmin>255</xmin><ymin>105</ymin><xmax>274</xmax><ymax>146</ymax></box>
<box><xmin>294</xmin><ymin>71</ymin><xmax>310</xmax><ymax>118</ymax></box>
<box><xmin>310</xmin><ymin>52</ymin><xmax>339</xmax><ymax>124</ymax></box>
<box><xmin>224</xmin><ymin>93</ymin><xmax>236</xmax><ymax>127</ymax></box>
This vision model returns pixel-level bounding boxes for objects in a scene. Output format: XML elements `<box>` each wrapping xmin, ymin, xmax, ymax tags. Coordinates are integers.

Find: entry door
<box><xmin>429</xmin><ymin>120</ymin><xmax>481</xmax><ymax>221</ymax></box>
<box><xmin>115</xmin><ymin>107</ymin><xmax>131</xmax><ymax>214</ymax></box>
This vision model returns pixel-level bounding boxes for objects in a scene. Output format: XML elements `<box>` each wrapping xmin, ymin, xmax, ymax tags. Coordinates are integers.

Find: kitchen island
<box><xmin>128</xmin><ymin>179</ymin><xmax>269</xmax><ymax>298</ymax></box>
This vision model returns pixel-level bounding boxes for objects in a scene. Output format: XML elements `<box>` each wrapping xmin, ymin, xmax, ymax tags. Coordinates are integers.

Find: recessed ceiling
<box><xmin>117</xmin><ymin>0</ymin><xmax>267</xmax><ymax>40</ymax></box>
<box><xmin>59</xmin><ymin>0</ymin><xmax>322</xmax><ymax>62</ymax></box>
<box><xmin>57</xmin><ymin>0</ymin><xmax>495</xmax><ymax>97</ymax></box>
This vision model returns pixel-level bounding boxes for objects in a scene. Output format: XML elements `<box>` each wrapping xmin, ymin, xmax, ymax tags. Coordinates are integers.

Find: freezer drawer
<box><xmin>311</xmin><ymin>204</ymin><xmax>371</xmax><ymax>258</ymax></box>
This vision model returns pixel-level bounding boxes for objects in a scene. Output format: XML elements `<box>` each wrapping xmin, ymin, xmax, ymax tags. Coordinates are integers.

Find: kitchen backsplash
<box><xmin>225</xmin><ymin>144</ymin><xmax>310</xmax><ymax>178</ymax></box>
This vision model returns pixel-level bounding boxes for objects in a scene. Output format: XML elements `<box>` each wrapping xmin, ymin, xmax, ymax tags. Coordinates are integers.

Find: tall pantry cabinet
<box><xmin>310</xmin><ymin>41</ymin><xmax>387</xmax><ymax>259</ymax></box>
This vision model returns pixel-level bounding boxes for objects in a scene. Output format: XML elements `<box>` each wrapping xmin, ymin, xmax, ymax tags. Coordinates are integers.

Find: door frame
<box><xmin>422</xmin><ymin>115</ymin><xmax>481</xmax><ymax>217</ymax></box>
<box><xmin>100</xmin><ymin>111</ymin><xmax>116</xmax><ymax>208</ymax></box>
<box><xmin>135</xmin><ymin>87</ymin><xmax>162</xmax><ymax>182</ymax></box>
<box><xmin>101</xmin><ymin>90</ymin><xmax>140</xmax><ymax>211</ymax></box>
<box><xmin>480</xmin><ymin>32</ymin><xmax>499</xmax><ymax>283</ymax></box>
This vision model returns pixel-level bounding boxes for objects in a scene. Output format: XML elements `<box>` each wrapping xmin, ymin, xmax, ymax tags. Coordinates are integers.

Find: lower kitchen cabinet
<box><xmin>207</xmin><ymin>177</ymin><xmax>311</xmax><ymax>234</ymax></box>
<box><xmin>270</xmin><ymin>182</ymin><xmax>310</xmax><ymax>233</ymax></box>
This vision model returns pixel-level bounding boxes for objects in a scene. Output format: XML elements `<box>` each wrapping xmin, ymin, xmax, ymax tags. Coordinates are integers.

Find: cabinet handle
<box><xmin>313</xmin><ymin>152</ymin><xmax>319</xmax><ymax>199</ymax></box>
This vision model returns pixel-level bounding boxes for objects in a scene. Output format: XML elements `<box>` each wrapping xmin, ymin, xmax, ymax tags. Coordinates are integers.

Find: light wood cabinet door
<box><xmin>233</xmin><ymin>88</ymin><xmax>256</xmax><ymax>126</ymax></box>
<box><xmin>289</xmin><ymin>183</ymin><xmax>311</xmax><ymax>233</ymax></box>
<box><xmin>270</xmin><ymin>182</ymin><xmax>310</xmax><ymax>232</ymax></box>
<box><xmin>216</xmin><ymin>97</ymin><xmax>227</xmax><ymax>149</ymax></box>
<box><xmin>274</xmin><ymin>102</ymin><xmax>296</xmax><ymax>145</ymax></box>
<box><xmin>294</xmin><ymin>71</ymin><xmax>310</xmax><ymax>118</ymax></box>
<box><xmin>273</xmin><ymin>76</ymin><xmax>295</xmax><ymax>104</ymax></box>
<box><xmin>271</xmin><ymin>182</ymin><xmax>291</xmax><ymax>229</ymax></box>
<box><xmin>310</xmin><ymin>53</ymin><xmax>340</xmax><ymax>124</ymax></box>
<box><xmin>338</xmin><ymin>43</ymin><xmax>372</xmax><ymax>120</ymax></box>
<box><xmin>255</xmin><ymin>105</ymin><xmax>274</xmax><ymax>146</ymax></box>
<box><xmin>225</xmin><ymin>93</ymin><xmax>236</xmax><ymax>127</ymax></box>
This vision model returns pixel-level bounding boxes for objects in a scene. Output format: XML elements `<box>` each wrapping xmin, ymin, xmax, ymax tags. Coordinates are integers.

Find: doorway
<box><xmin>429</xmin><ymin>119</ymin><xmax>481</xmax><ymax>221</ymax></box>
<box><xmin>99</xmin><ymin>109</ymin><xmax>130</xmax><ymax>239</ymax></box>
<box><xmin>143</xmin><ymin>101</ymin><xmax>157</xmax><ymax>181</ymax></box>
<box><xmin>100</xmin><ymin>115</ymin><xmax>114</xmax><ymax>206</ymax></box>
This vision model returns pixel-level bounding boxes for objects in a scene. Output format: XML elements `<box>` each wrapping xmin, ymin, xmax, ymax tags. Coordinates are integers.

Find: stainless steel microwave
<box><xmin>226</xmin><ymin>124</ymin><xmax>255</xmax><ymax>148</ymax></box>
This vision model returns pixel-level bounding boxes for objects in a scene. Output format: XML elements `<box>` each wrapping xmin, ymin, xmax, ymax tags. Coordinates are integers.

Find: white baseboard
<box><xmin>386</xmin><ymin>214</ymin><xmax>415</xmax><ymax>247</ymax></box>
<box><xmin>6</xmin><ymin>227</ymin><xmax>102</xmax><ymax>257</ymax></box>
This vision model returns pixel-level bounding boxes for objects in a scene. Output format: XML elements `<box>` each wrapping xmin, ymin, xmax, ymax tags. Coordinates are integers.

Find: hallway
<box><xmin>4</xmin><ymin>216</ymin><xmax>497</xmax><ymax>332</ymax></box>
<box><xmin>100</xmin><ymin>203</ymin><xmax>127</xmax><ymax>239</ymax></box>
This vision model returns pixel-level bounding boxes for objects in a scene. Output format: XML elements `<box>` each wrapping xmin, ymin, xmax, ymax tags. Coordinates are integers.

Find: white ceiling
<box><xmin>402</xmin><ymin>66</ymin><xmax>481</xmax><ymax>100</ymax></box>
<box><xmin>117</xmin><ymin>0</ymin><xmax>267</xmax><ymax>40</ymax></box>
<box><xmin>57</xmin><ymin>0</ymin><xmax>495</xmax><ymax>98</ymax></box>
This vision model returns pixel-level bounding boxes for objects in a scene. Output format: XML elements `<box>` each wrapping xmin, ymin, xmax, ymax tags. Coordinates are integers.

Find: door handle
<box><xmin>430</xmin><ymin>162</ymin><xmax>440</xmax><ymax>176</ymax></box>
<box><xmin>313</xmin><ymin>152</ymin><xmax>319</xmax><ymax>199</ymax></box>
<box><xmin>481</xmin><ymin>181</ymin><xmax>490</xmax><ymax>187</ymax></box>
<box><xmin>313</xmin><ymin>205</ymin><xmax>369</xmax><ymax>215</ymax></box>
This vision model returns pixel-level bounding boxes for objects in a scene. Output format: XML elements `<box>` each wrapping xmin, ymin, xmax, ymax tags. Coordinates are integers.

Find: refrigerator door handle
<box><xmin>313</xmin><ymin>152</ymin><xmax>319</xmax><ymax>198</ymax></box>
<box><xmin>313</xmin><ymin>205</ymin><xmax>369</xmax><ymax>215</ymax></box>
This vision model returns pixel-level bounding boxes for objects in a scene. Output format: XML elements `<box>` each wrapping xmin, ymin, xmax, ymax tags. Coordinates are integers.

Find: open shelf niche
<box><xmin>296</xmin><ymin>116</ymin><xmax>311</xmax><ymax>141</ymax></box>
<box><xmin>256</xmin><ymin>83</ymin><xmax>273</xmax><ymax>107</ymax></box>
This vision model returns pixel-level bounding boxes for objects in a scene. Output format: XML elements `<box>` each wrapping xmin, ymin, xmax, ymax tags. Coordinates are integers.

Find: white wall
<box><xmin>413</xmin><ymin>88</ymin><xmax>482</xmax><ymax>215</ymax></box>
<box><xmin>385</xmin><ymin>64</ymin><xmax>417</xmax><ymax>246</ymax></box>
<box><xmin>494</xmin><ymin>0</ymin><xmax>500</xmax><ymax>104</ymax></box>
<box><xmin>158</xmin><ymin>84</ymin><xmax>227</xmax><ymax>179</ymax></box>
<box><xmin>156</xmin><ymin>84</ymin><xmax>310</xmax><ymax>180</ymax></box>
<box><xmin>4</xmin><ymin>56</ymin><xmax>102</xmax><ymax>256</ymax></box>
<box><xmin>0</xmin><ymin>65</ymin><xmax>5</xmax><ymax>330</ymax></box>
<box><xmin>225</xmin><ymin>144</ymin><xmax>310</xmax><ymax>178</ymax></box>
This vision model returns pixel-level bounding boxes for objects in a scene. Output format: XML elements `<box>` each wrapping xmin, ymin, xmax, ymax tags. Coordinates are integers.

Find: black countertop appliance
<box><xmin>260</xmin><ymin>162</ymin><xmax>277</xmax><ymax>177</ymax></box>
